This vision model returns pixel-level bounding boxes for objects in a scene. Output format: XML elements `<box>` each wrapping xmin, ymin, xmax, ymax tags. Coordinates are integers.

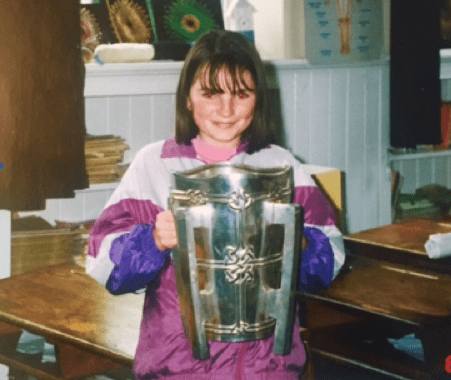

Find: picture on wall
<box><xmin>80</xmin><ymin>0</ymin><xmax>155</xmax><ymax>45</ymax></box>
<box><xmin>80</xmin><ymin>0</ymin><xmax>117</xmax><ymax>46</ymax></box>
<box><xmin>105</xmin><ymin>0</ymin><xmax>154</xmax><ymax>43</ymax></box>
<box><xmin>149</xmin><ymin>0</ymin><xmax>224</xmax><ymax>43</ymax></box>
<box><xmin>304</xmin><ymin>0</ymin><xmax>383</xmax><ymax>64</ymax></box>
<box><xmin>80</xmin><ymin>0</ymin><xmax>223</xmax><ymax>53</ymax></box>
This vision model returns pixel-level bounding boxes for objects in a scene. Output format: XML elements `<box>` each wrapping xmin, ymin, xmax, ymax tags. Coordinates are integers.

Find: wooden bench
<box><xmin>299</xmin><ymin>219</ymin><xmax>451</xmax><ymax>379</ymax></box>
<box><xmin>0</xmin><ymin>264</ymin><xmax>143</xmax><ymax>379</ymax></box>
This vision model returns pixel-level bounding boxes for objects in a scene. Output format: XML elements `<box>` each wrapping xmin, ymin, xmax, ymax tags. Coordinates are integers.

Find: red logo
<box><xmin>446</xmin><ymin>355</ymin><xmax>451</xmax><ymax>373</ymax></box>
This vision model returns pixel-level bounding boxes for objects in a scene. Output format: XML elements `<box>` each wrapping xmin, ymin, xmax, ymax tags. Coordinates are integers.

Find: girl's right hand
<box><xmin>153</xmin><ymin>211</ymin><xmax>178</xmax><ymax>252</ymax></box>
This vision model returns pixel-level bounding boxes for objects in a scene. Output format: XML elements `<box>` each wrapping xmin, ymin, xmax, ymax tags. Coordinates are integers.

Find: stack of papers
<box><xmin>85</xmin><ymin>135</ymin><xmax>129</xmax><ymax>184</ymax></box>
<box><xmin>11</xmin><ymin>216</ymin><xmax>89</xmax><ymax>275</ymax></box>
<box><xmin>11</xmin><ymin>229</ymin><xmax>82</xmax><ymax>275</ymax></box>
<box><xmin>55</xmin><ymin>219</ymin><xmax>95</xmax><ymax>267</ymax></box>
<box><xmin>395</xmin><ymin>194</ymin><xmax>441</xmax><ymax>222</ymax></box>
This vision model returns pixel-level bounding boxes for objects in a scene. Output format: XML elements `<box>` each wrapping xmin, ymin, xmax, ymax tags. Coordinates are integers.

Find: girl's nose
<box><xmin>218</xmin><ymin>95</ymin><xmax>233</xmax><ymax>116</ymax></box>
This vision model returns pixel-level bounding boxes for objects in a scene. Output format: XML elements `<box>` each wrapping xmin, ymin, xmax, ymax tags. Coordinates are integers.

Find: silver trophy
<box><xmin>169</xmin><ymin>164</ymin><xmax>302</xmax><ymax>359</ymax></box>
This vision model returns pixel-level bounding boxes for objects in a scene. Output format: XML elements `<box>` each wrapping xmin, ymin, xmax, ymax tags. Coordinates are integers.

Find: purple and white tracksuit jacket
<box><xmin>87</xmin><ymin>137</ymin><xmax>345</xmax><ymax>380</ymax></box>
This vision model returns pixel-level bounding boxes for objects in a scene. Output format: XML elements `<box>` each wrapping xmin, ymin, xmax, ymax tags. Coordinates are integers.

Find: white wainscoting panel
<box><xmin>21</xmin><ymin>60</ymin><xmax>391</xmax><ymax>234</ymax></box>
<box><xmin>273</xmin><ymin>60</ymin><xmax>391</xmax><ymax>233</ymax></box>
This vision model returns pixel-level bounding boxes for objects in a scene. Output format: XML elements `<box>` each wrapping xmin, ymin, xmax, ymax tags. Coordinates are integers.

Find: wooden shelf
<box><xmin>0</xmin><ymin>332</ymin><xmax>63</xmax><ymax>380</ymax></box>
<box><xmin>389</xmin><ymin>148</ymin><xmax>451</xmax><ymax>161</ymax></box>
<box><xmin>74</xmin><ymin>182</ymin><xmax>119</xmax><ymax>193</ymax></box>
<box><xmin>309</xmin><ymin>322</ymin><xmax>432</xmax><ymax>380</ymax></box>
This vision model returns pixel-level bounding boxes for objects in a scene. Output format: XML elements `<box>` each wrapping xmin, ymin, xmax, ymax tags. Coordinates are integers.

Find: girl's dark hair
<box><xmin>175</xmin><ymin>30</ymin><xmax>274</xmax><ymax>154</ymax></box>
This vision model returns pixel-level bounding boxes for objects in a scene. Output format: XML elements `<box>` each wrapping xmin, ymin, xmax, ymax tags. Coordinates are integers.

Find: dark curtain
<box><xmin>0</xmin><ymin>0</ymin><xmax>89</xmax><ymax>211</ymax></box>
<box><xmin>390</xmin><ymin>0</ymin><xmax>442</xmax><ymax>148</ymax></box>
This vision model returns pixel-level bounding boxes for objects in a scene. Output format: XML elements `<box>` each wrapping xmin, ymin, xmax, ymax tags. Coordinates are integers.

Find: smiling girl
<box><xmin>87</xmin><ymin>30</ymin><xmax>345</xmax><ymax>380</ymax></box>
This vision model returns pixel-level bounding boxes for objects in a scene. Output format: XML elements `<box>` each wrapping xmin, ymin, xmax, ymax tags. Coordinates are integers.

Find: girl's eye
<box><xmin>202</xmin><ymin>92</ymin><xmax>214</xmax><ymax>99</ymax></box>
<box><xmin>237</xmin><ymin>89</ymin><xmax>254</xmax><ymax>99</ymax></box>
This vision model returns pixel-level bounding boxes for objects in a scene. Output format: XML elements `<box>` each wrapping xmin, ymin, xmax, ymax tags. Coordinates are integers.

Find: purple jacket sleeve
<box><xmin>299</xmin><ymin>226</ymin><xmax>334</xmax><ymax>293</ymax></box>
<box><xmin>106</xmin><ymin>224</ymin><xmax>170</xmax><ymax>295</ymax></box>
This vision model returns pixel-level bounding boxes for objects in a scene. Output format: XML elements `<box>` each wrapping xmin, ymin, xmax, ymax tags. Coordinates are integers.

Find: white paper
<box><xmin>425</xmin><ymin>232</ymin><xmax>451</xmax><ymax>259</ymax></box>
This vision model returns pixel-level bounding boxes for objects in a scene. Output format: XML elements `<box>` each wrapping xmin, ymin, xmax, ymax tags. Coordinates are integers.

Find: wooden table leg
<box><xmin>300</xmin><ymin>327</ymin><xmax>315</xmax><ymax>380</ymax></box>
<box><xmin>52</xmin><ymin>341</ymin><xmax>123</xmax><ymax>379</ymax></box>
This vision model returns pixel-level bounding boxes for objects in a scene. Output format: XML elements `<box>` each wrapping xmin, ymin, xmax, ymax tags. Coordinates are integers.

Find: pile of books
<box><xmin>85</xmin><ymin>134</ymin><xmax>129</xmax><ymax>184</ymax></box>
<box><xmin>394</xmin><ymin>194</ymin><xmax>441</xmax><ymax>222</ymax></box>
<box><xmin>11</xmin><ymin>216</ymin><xmax>89</xmax><ymax>276</ymax></box>
<box><xmin>55</xmin><ymin>219</ymin><xmax>96</xmax><ymax>268</ymax></box>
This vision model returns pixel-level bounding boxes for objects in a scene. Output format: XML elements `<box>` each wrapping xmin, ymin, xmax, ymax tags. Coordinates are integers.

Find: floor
<box><xmin>313</xmin><ymin>357</ymin><xmax>401</xmax><ymax>380</ymax></box>
<box><xmin>3</xmin><ymin>358</ymin><xmax>399</xmax><ymax>380</ymax></box>
<box><xmin>1</xmin><ymin>332</ymin><xmax>421</xmax><ymax>380</ymax></box>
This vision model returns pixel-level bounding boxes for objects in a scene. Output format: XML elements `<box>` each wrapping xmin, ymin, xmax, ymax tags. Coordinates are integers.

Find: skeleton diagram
<box><xmin>335</xmin><ymin>0</ymin><xmax>351</xmax><ymax>55</ymax></box>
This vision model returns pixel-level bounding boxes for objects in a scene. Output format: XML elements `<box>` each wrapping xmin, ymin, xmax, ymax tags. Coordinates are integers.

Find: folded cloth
<box><xmin>387</xmin><ymin>333</ymin><xmax>425</xmax><ymax>362</ymax></box>
<box><xmin>425</xmin><ymin>232</ymin><xmax>451</xmax><ymax>258</ymax></box>
<box><xmin>16</xmin><ymin>330</ymin><xmax>57</xmax><ymax>363</ymax></box>
<box><xmin>94</xmin><ymin>43</ymin><xmax>155</xmax><ymax>63</ymax></box>
<box><xmin>16</xmin><ymin>330</ymin><xmax>45</xmax><ymax>355</ymax></box>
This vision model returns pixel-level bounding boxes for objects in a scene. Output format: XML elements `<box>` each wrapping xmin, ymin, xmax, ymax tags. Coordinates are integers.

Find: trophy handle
<box><xmin>171</xmin><ymin>206</ymin><xmax>211</xmax><ymax>360</ymax></box>
<box><xmin>268</xmin><ymin>203</ymin><xmax>303</xmax><ymax>355</ymax></box>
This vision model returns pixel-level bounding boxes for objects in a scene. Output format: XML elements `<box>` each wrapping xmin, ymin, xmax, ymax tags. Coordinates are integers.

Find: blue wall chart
<box><xmin>304</xmin><ymin>0</ymin><xmax>383</xmax><ymax>64</ymax></box>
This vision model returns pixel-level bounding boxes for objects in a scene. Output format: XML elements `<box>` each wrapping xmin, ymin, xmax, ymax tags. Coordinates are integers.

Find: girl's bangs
<box><xmin>197</xmin><ymin>60</ymin><xmax>255</xmax><ymax>93</ymax></box>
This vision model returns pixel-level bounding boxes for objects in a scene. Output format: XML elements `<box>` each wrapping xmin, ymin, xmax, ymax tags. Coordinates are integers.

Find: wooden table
<box><xmin>0</xmin><ymin>219</ymin><xmax>450</xmax><ymax>379</ymax></box>
<box><xmin>0</xmin><ymin>263</ymin><xmax>144</xmax><ymax>379</ymax></box>
<box><xmin>344</xmin><ymin>218</ymin><xmax>451</xmax><ymax>274</ymax></box>
<box><xmin>300</xmin><ymin>219</ymin><xmax>451</xmax><ymax>380</ymax></box>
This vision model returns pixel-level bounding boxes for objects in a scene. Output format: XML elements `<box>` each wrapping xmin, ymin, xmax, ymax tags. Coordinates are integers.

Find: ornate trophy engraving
<box><xmin>169</xmin><ymin>164</ymin><xmax>302</xmax><ymax>359</ymax></box>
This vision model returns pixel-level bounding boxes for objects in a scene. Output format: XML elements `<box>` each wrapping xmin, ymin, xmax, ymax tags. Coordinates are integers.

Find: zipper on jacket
<box><xmin>235</xmin><ymin>343</ymin><xmax>248</xmax><ymax>380</ymax></box>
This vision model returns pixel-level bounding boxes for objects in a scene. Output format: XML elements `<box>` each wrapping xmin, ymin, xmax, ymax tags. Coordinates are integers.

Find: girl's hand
<box><xmin>153</xmin><ymin>211</ymin><xmax>178</xmax><ymax>251</ymax></box>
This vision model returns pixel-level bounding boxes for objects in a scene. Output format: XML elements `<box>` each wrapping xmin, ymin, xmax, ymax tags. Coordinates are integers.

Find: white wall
<box><xmin>20</xmin><ymin>60</ymin><xmax>391</xmax><ymax>234</ymax></box>
<box><xmin>272</xmin><ymin>60</ymin><xmax>391</xmax><ymax>232</ymax></box>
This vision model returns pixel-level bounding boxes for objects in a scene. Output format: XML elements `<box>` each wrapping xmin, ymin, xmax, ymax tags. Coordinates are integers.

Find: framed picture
<box><xmin>80</xmin><ymin>0</ymin><xmax>224</xmax><ymax>61</ymax></box>
<box><xmin>149</xmin><ymin>0</ymin><xmax>224</xmax><ymax>43</ymax></box>
<box><xmin>304</xmin><ymin>0</ymin><xmax>383</xmax><ymax>64</ymax></box>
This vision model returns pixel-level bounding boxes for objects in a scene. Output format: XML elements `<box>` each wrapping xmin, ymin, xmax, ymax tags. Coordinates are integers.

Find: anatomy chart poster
<box><xmin>304</xmin><ymin>0</ymin><xmax>383</xmax><ymax>64</ymax></box>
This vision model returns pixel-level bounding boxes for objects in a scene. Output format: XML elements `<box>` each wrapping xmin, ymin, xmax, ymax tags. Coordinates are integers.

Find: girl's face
<box><xmin>188</xmin><ymin>66</ymin><xmax>256</xmax><ymax>148</ymax></box>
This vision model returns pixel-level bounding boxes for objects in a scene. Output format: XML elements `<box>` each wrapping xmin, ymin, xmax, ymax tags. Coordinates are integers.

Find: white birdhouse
<box><xmin>224</xmin><ymin>0</ymin><xmax>255</xmax><ymax>35</ymax></box>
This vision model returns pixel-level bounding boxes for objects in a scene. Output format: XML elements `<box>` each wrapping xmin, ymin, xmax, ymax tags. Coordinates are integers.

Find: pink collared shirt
<box><xmin>191</xmin><ymin>136</ymin><xmax>237</xmax><ymax>164</ymax></box>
